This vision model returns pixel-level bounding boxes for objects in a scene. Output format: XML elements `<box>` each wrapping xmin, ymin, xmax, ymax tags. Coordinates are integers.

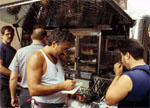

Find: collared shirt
<box><xmin>9</xmin><ymin>42</ymin><xmax>45</xmax><ymax>88</ymax></box>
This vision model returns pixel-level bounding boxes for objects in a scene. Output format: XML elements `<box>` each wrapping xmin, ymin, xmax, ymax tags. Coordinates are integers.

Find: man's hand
<box><xmin>11</xmin><ymin>97</ymin><xmax>19</xmax><ymax>107</ymax></box>
<box><xmin>114</xmin><ymin>62</ymin><xmax>123</xmax><ymax>76</ymax></box>
<box><xmin>0</xmin><ymin>60</ymin><xmax>11</xmax><ymax>76</ymax></box>
<box><xmin>62</xmin><ymin>80</ymin><xmax>76</xmax><ymax>90</ymax></box>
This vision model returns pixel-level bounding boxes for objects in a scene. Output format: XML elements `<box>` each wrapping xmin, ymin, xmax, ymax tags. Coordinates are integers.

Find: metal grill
<box><xmin>90</xmin><ymin>76</ymin><xmax>112</xmax><ymax>100</ymax></box>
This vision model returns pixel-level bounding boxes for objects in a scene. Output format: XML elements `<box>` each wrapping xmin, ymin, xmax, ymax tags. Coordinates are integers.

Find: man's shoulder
<box><xmin>18</xmin><ymin>44</ymin><xmax>43</xmax><ymax>52</ymax></box>
<box><xmin>30</xmin><ymin>50</ymin><xmax>43</xmax><ymax>59</ymax></box>
<box><xmin>0</xmin><ymin>42</ymin><xmax>5</xmax><ymax>48</ymax></box>
<box><xmin>11</xmin><ymin>46</ymin><xmax>17</xmax><ymax>52</ymax></box>
<box><xmin>18</xmin><ymin>45</ymin><xmax>30</xmax><ymax>51</ymax></box>
<box><xmin>123</xmin><ymin>65</ymin><xmax>150</xmax><ymax>79</ymax></box>
<box><xmin>17</xmin><ymin>45</ymin><xmax>37</xmax><ymax>53</ymax></box>
<box><xmin>28</xmin><ymin>50</ymin><xmax>44</xmax><ymax>64</ymax></box>
<box><xmin>130</xmin><ymin>65</ymin><xmax>150</xmax><ymax>74</ymax></box>
<box><xmin>0</xmin><ymin>42</ymin><xmax>16</xmax><ymax>52</ymax></box>
<box><xmin>0</xmin><ymin>42</ymin><xmax>3</xmax><ymax>48</ymax></box>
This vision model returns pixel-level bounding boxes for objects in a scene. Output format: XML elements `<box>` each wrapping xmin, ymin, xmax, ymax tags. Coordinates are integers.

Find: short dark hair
<box><xmin>31</xmin><ymin>28</ymin><xmax>47</xmax><ymax>40</ymax></box>
<box><xmin>116</xmin><ymin>39</ymin><xmax>144</xmax><ymax>60</ymax></box>
<box><xmin>47</xmin><ymin>28</ymin><xmax>75</xmax><ymax>45</ymax></box>
<box><xmin>1</xmin><ymin>25</ymin><xmax>14</xmax><ymax>35</ymax></box>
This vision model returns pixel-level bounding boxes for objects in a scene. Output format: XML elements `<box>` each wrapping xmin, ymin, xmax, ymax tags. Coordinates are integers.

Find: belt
<box><xmin>20</xmin><ymin>88</ymin><xmax>30</xmax><ymax>96</ymax></box>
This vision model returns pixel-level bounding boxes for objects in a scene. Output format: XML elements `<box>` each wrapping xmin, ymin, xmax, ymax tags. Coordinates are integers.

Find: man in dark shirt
<box><xmin>0</xmin><ymin>25</ymin><xmax>16</xmax><ymax>108</ymax></box>
<box><xmin>105</xmin><ymin>39</ymin><xmax>149</xmax><ymax>108</ymax></box>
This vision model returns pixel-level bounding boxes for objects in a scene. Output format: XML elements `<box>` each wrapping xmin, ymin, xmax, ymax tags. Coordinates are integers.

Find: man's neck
<box><xmin>32</xmin><ymin>40</ymin><xmax>44</xmax><ymax>44</ymax></box>
<box><xmin>130</xmin><ymin>59</ymin><xmax>146</xmax><ymax>69</ymax></box>
<box><xmin>2</xmin><ymin>41</ymin><xmax>11</xmax><ymax>46</ymax></box>
<box><xmin>43</xmin><ymin>46</ymin><xmax>58</xmax><ymax>64</ymax></box>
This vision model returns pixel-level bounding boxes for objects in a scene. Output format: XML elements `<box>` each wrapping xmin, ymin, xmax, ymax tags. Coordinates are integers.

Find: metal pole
<box><xmin>97</xmin><ymin>31</ymin><xmax>102</xmax><ymax>75</ymax></box>
<box><xmin>13</xmin><ymin>24</ymin><xmax>21</xmax><ymax>42</ymax></box>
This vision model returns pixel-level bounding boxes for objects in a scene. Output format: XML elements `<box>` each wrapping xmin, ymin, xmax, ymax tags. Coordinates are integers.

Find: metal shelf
<box><xmin>79</xmin><ymin>70</ymin><xmax>96</xmax><ymax>73</ymax></box>
<box><xmin>80</xmin><ymin>53</ymin><xmax>97</xmax><ymax>56</ymax></box>
<box><xmin>79</xmin><ymin>60</ymin><xmax>97</xmax><ymax>65</ymax></box>
<box><xmin>80</xmin><ymin>43</ymin><xmax>97</xmax><ymax>47</ymax></box>
<box><xmin>76</xmin><ymin>34</ymin><xmax>101</xmax><ymax>78</ymax></box>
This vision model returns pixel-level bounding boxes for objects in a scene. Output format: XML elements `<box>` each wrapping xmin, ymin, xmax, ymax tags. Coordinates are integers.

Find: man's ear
<box><xmin>51</xmin><ymin>41</ymin><xmax>57</xmax><ymax>48</ymax></box>
<box><xmin>125</xmin><ymin>52</ymin><xmax>130</xmax><ymax>60</ymax></box>
<box><xmin>42</xmin><ymin>36</ymin><xmax>47</xmax><ymax>43</ymax></box>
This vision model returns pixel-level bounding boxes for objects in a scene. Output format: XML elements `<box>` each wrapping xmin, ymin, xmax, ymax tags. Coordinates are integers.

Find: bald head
<box><xmin>31</xmin><ymin>28</ymin><xmax>47</xmax><ymax>40</ymax></box>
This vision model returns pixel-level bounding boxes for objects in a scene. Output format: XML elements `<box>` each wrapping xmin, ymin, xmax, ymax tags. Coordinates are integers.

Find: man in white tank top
<box><xmin>26</xmin><ymin>28</ymin><xmax>76</xmax><ymax>108</ymax></box>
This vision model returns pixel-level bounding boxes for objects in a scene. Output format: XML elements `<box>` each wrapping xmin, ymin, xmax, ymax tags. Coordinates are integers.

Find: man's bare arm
<box><xmin>105</xmin><ymin>75</ymin><xmax>132</xmax><ymax>105</ymax></box>
<box><xmin>105</xmin><ymin>62</ymin><xmax>132</xmax><ymax>105</ymax></box>
<box><xmin>9</xmin><ymin>72</ymin><xmax>19</xmax><ymax>107</ymax></box>
<box><xmin>0</xmin><ymin>59</ymin><xmax>11</xmax><ymax>76</ymax></box>
<box><xmin>9</xmin><ymin>72</ymin><xmax>19</xmax><ymax>99</ymax></box>
<box><xmin>27</xmin><ymin>53</ymin><xmax>75</xmax><ymax>96</ymax></box>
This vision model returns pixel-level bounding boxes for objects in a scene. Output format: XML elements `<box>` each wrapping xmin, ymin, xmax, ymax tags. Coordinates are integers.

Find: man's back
<box><xmin>105</xmin><ymin>39</ymin><xmax>149</xmax><ymax>108</ymax></box>
<box><xmin>9</xmin><ymin>42</ymin><xmax>44</xmax><ymax>87</ymax></box>
<box><xmin>118</xmin><ymin>65</ymin><xmax>150</xmax><ymax>108</ymax></box>
<box><xmin>9</xmin><ymin>28</ymin><xmax>47</xmax><ymax>108</ymax></box>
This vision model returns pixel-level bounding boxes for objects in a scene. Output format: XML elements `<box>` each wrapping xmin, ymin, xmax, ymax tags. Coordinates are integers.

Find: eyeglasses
<box><xmin>61</xmin><ymin>47</ymin><xmax>70</xmax><ymax>52</ymax></box>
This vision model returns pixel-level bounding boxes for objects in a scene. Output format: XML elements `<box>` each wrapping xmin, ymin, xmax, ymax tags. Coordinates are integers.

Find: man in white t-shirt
<box><xmin>9</xmin><ymin>28</ymin><xmax>47</xmax><ymax>108</ymax></box>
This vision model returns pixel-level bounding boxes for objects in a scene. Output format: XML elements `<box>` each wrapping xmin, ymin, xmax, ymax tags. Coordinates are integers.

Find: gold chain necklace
<box><xmin>55</xmin><ymin>65</ymin><xmax>58</xmax><ymax>72</ymax></box>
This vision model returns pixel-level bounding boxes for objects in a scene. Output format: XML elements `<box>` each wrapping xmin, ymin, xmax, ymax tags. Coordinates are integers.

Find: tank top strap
<box><xmin>39</xmin><ymin>49</ymin><xmax>49</xmax><ymax>61</ymax></box>
<box><xmin>39</xmin><ymin>49</ymin><xmax>60</xmax><ymax>65</ymax></box>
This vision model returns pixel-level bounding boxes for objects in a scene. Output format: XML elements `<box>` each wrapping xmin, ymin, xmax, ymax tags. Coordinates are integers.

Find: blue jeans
<box><xmin>19</xmin><ymin>88</ymin><xmax>31</xmax><ymax>108</ymax></box>
<box><xmin>0</xmin><ymin>78</ymin><xmax>12</xmax><ymax>108</ymax></box>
